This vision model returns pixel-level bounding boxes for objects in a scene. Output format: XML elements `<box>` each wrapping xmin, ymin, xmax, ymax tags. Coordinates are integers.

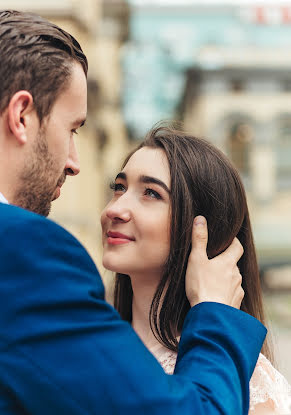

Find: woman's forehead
<box><xmin>123</xmin><ymin>147</ymin><xmax>170</xmax><ymax>185</ymax></box>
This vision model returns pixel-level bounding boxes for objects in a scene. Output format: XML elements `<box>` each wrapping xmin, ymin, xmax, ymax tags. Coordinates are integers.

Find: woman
<box><xmin>101</xmin><ymin>126</ymin><xmax>291</xmax><ymax>414</ymax></box>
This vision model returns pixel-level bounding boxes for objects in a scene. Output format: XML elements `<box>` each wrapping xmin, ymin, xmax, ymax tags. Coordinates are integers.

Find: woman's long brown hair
<box><xmin>114</xmin><ymin>126</ymin><xmax>272</xmax><ymax>361</ymax></box>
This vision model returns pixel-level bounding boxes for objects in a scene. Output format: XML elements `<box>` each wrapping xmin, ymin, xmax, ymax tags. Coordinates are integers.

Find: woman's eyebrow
<box><xmin>115</xmin><ymin>172</ymin><xmax>127</xmax><ymax>181</ymax></box>
<box><xmin>115</xmin><ymin>172</ymin><xmax>170</xmax><ymax>194</ymax></box>
<box><xmin>140</xmin><ymin>175</ymin><xmax>170</xmax><ymax>194</ymax></box>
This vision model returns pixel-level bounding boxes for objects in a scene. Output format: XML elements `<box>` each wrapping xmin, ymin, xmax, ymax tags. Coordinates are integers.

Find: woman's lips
<box><xmin>107</xmin><ymin>231</ymin><xmax>135</xmax><ymax>245</ymax></box>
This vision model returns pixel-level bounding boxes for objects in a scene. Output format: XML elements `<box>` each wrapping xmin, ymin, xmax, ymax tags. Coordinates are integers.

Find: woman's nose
<box><xmin>105</xmin><ymin>197</ymin><xmax>131</xmax><ymax>223</ymax></box>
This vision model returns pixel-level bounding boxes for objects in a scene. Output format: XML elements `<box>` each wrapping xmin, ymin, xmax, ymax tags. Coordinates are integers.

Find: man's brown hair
<box><xmin>0</xmin><ymin>10</ymin><xmax>88</xmax><ymax>122</ymax></box>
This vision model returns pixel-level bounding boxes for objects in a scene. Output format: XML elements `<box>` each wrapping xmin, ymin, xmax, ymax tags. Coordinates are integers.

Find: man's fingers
<box><xmin>232</xmin><ymin>286</ymin><xmax>245</xmax><ymax>309</ymax></box>
<box><xmin>234</xmin><ymin>266</ymin><xmax>242</xmax><ymax>286</ymax></box>
<box><xmin>220</xmin><ymin>237</ymin><xmax>244</xmax><ymax>264</ymax></box>
<box><xmin>191</xmin><ymin>216</ymin><xmax>208</xmax><ymax>261</ymax></box>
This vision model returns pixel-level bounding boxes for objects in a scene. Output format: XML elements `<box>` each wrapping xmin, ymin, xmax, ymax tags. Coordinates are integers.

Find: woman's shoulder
<box><xmin>154</xmin><ymin>346</ymin><xmax>291</xmax><ymax>413</ymax></box>
<box><xmin>250</xmin><ymin>353</ymin><xmax>291</xmax><ymax>414</ymax></box>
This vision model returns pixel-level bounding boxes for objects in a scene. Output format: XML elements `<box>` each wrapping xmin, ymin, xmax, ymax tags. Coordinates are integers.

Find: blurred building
<box><xmin>122</xmin><ymin>1</ymin><xmax>291</xmax><ymax>270</ymax></box>
<box><xmin>0</xmin><ymin>0</ymin><xmax>130</xmax><ymax>268</ymax></box>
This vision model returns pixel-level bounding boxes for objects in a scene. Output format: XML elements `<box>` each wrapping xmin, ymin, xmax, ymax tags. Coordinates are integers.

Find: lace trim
<box><xmin>157</xmin><ymin>350</ymin><xmax>177</xmax><ymax>375</ymax></box>
<box><xmin>249</xmin><ymin>353</ymin><xmax>291</xmax><ymax>413</ymax></box>
<box><xmin>155</xmin><ymin>350</ymin><xmax>291</xmax><ymax>414</ymax></box>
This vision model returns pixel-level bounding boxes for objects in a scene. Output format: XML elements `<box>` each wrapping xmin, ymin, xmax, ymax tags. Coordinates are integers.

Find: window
<box><xmin>281</xmin><ymin>80</ymin><xmax>291</xmax><ymax>92</ymax></box>
<box><xmin>230</xmin><ymin>79</ymin><xmax>245</xmax><ymax>93</ymax></box>
<box><xmin>276</xmin><ymin>115</ymin><xmax>291</xmax><ymax>177</ymax></box>
<box><xmin>227</xmin><ymin>121</ymin><xmax>253</xmax><ymax>175</ymax></box>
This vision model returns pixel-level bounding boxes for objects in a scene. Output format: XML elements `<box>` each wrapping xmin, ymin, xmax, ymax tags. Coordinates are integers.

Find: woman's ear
<box><xmin>7</xmin><ymin>90</ymin><xmax>35</xmax><ymax>144</ymax></box>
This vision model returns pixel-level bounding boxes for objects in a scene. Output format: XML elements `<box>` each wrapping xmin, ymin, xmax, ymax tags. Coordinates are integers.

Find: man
<box><xmin>0</xmin><ymin>10</ymin><xmax>266</xmax><ymax>415</ymax></box>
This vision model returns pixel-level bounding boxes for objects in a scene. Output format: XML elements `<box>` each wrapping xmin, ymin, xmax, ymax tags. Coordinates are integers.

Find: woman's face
<box><xmin>101</xmin><ymin>147</ymin><xmax>171</xmax><ymax>278</ymax></box>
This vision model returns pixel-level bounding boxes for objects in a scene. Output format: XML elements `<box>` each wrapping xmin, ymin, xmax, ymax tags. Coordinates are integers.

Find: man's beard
<box><xmin>13</xmin><ymin>128</ymin><xmax>65</xmax><ymax>217</ymax></box>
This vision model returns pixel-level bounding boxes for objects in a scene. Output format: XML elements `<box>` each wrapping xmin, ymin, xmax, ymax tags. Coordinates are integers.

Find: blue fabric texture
<box><xmin>0</xmin><ymin>203</ymin><xmax>267</xmax><ymax>414</ymax></box>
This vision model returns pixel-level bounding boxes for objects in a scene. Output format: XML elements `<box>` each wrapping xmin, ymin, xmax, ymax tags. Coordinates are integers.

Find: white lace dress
<box><xmin>150</xmin><ymin>344</ymin><xmax>291</xmax><ymax>414</ymax></box>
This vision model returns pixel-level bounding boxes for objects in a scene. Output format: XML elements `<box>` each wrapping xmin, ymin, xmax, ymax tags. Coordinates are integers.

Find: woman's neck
<box><xmin>130</xmin><ymin>273</ymin><xmax>161</xmax><ymax>350</ymax></box>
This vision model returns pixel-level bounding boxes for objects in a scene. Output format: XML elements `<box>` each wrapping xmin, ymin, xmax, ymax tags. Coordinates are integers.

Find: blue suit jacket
<box><xmin>0</xmin><ymin>203</ymin><xmax>266</xmax><ymax>414</ymax></box>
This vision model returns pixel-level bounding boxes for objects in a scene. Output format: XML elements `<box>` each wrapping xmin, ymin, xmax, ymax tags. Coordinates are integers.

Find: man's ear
<box><xmin>7</xmin><ymin>91</ymin><xmax>35</xmax><ymax>144</ymax></box>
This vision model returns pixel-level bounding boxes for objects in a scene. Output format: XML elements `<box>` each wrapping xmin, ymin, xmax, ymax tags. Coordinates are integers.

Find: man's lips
<box><xmin>57</xmin><ymin>178</ymin><xmax>66</xmax><ymax>188</ymax></box>
<box><xmin>52</xmin><ymin>175</ymin><xmax>66</xmax><ymax>201</ymax></box>
<box><xmin>52</xmin><ymin>179</ymin><xmax>66</xmax><ymax>201</ymax></box>
<box><xmin>107</xmin><ymin>231</ymin><xmax>135</xmax><ymax>245</ymax></box>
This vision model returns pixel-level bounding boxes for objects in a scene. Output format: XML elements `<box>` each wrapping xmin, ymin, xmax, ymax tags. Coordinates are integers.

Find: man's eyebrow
<box><xmin>115</xmin><ymin>172</ymin><xmax>170</xmax><ymax>194</ymax></box>
<box><xmin>73</xmin><ymin>118</ymin><xmax>86</xmax><ymax>127</ymax></box>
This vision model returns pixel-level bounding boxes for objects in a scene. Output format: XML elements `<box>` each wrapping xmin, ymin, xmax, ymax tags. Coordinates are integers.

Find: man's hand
<box><xmin>185</xmin><ymin>216</ymin><xmax>244</xmax><ymax>309</ymax></box>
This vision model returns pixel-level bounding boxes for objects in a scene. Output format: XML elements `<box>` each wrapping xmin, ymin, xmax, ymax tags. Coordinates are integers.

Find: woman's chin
<box><xmin>102</xmin><ymin>258</ymin><xmax>126</xmax><ymax>274</ymax></box>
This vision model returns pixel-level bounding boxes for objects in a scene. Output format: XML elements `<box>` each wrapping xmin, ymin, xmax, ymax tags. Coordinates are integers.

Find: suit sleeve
<box><xmin>0</xmin><ymin>206</ymin><xmax>267</xmax><ymax>415</ymax></box>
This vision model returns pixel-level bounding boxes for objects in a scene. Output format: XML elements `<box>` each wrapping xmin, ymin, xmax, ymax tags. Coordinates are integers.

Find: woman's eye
<box><xmin>144</xmin><ymin>188</ymin><xmax>162</xmax><ymax>199</ymax></box>
<box><xmin>109</xmin><ymin>182</ymin><xmax>126</xmax><ymax>192</ymax></box>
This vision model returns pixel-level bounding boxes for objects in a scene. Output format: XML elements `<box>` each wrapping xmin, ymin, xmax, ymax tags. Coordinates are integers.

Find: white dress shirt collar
<box><xmin>0</xmin><ymin>192</ymin><xmax>8</xmax><ymax>204</ymax></box>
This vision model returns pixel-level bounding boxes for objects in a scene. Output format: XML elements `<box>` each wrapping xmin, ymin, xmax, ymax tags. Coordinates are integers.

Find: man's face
<box><xmin>13</xmin><ymin>62</ymin><xmax>87</xmax><ymax>216</ymax></box>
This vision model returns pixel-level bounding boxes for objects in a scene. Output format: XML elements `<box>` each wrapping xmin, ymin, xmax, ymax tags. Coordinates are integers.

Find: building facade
<box><xmin>122</xmin><ymin>1</ymin><xmax>291</xmax><ymax>267</ymax></box>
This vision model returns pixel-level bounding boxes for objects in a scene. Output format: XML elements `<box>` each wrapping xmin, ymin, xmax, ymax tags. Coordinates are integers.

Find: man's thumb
<box><xmin>191</xmin><ymin>216</ymin><xmax>208</xmax><ymax>259</ymax></box>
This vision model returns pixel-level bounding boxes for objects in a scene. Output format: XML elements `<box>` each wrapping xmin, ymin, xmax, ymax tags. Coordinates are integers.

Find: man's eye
<box><xmin>144</xmin><ymin>188</ymin><xmax>162</xmax><ymax>199</ymax></box>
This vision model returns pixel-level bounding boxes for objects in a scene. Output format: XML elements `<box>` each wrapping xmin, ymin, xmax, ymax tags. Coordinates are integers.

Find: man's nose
<box><xmin>65</xmin><ymin>138</ymin><xmax>80</xmax><ymax>176</ymax></box>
